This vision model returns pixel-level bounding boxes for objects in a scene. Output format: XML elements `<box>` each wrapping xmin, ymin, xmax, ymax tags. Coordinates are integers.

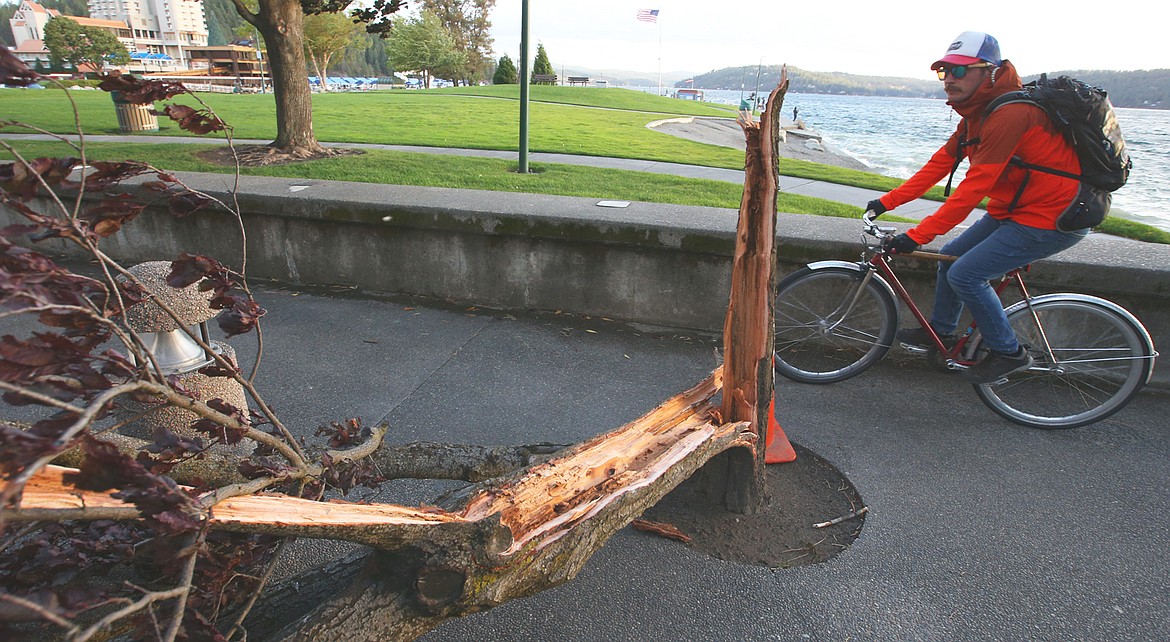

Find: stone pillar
<box><xmin>117</xmin><ymin>261</ymin><xmax>251</xmax><ymax>459</ymax></box>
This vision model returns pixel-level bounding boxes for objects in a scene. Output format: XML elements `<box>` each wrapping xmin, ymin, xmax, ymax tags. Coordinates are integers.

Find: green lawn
<box><xmin>0</xmin><ymin>86</ymin><xmax>899</xmax><ymax>188</ymax></box>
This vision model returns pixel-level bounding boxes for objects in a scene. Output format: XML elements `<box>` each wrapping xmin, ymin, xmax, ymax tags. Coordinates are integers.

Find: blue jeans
<box><xmin>930</xmin><ymin>215</ymin><xmax>1089</xmax><ymax>354</ymax></box>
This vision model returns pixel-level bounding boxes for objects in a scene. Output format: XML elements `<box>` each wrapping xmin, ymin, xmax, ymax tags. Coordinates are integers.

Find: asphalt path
<box><xmin>225</xmin><ymin>288</ymin><xmax>1167</xmax><ymax>642</ymax></box>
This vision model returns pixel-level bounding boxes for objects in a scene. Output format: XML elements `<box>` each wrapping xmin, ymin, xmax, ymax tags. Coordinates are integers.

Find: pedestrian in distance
<box><xmin>864</xmin><ymin>31</ymin><xmax>1092</xmax><ymax>384</ymax></box>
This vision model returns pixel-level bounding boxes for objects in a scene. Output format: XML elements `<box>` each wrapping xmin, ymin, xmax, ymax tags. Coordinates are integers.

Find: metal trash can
<box><xmin>110</xmin><ymin>90</ymin><xmax>159</xmax><ymax>132</ymax></box>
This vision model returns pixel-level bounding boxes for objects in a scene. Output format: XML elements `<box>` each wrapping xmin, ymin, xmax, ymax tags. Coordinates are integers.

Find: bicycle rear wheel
<box><xmin>972</xmin><ymin>295</ymin><xmax>1156</xmax><ymax>429</ymax></box>
<box><xmin>774</xmin><ymin>266</ymin><xmax>897</xmax><ymax>383</ymax></box>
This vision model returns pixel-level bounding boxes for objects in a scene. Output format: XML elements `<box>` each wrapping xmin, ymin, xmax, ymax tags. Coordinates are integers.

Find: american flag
<box><xmin>636</xmin><ymin>8</ymin><xmax>659</xmax><ymax>22</ymax></box>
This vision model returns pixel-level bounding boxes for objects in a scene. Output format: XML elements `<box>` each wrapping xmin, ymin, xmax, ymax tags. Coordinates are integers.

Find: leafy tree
<box><xmin>224</xmin><ymin>0</ymin><xmax>404</xmax><ymax>156</ymax></box>
<box><xmin>37</xmin><ymin>0</ymin><xmax>90</xmax><ymax>17</ymax></box>
<box><xmin>1</xmin><ymin>4</ymin><xmax>17</xmax><ymax>48</ymax></box>
<box><xmin>43</xmin><ymin>16</ymin><xmax>130</xmax><ymax>73</ymax></box>
<box><xmin>531</xmin><ymin>42</ymin><xmax>554</xmax><ymax>82</ymax></box>
<box><xmin>385</xmin><ymin>10</ymin><xmax>466</xmax><ymax>88</ymax></box>
<box><xmin>419</xmin><ymin>0</ymin><xmax>495</xmax><ymax>85</ymax></box>
<box><xmin>203</xmin><ymin>0</ymin><xmax>250</xmax><ymax>46</ymax></box>
<box><xmin>328</xmin><ymin>33</ymin><xmax>391</xmax><ymax>76</ymax></box>
<box><xmin>303</xmin><ymin>11</ymin><xmax>367</xmax><ymax>90</ymax></box>
<box><xmin>493</xmin><ymin>53</ymin><xmax>517</xmax><ymax>84</ymax></box>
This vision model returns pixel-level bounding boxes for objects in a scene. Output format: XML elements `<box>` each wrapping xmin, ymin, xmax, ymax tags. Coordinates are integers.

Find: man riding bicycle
<box><xmin>865</xmin><ymin>31</ymin><xmax>1092</xmax><ymax>384</ymax></box>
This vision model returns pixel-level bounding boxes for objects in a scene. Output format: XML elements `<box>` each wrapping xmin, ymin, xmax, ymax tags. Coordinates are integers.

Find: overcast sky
<box><xmin>485</xmin><ymin>0</ymin><xmax>1168</xmax><ymax>81</ymax></box>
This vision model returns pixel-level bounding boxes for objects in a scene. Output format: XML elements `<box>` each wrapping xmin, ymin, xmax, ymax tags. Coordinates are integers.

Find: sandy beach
<box><xmin>651</xmin><ymin>117</ymin><xmax>873</xmax><ymax>172</ymax></box>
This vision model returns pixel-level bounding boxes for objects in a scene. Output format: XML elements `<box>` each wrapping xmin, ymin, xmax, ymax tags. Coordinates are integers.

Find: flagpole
<box><xmin>657</xmin><ymin>17</ymin><xmax>662</xmax><ymax>96</ymax></box>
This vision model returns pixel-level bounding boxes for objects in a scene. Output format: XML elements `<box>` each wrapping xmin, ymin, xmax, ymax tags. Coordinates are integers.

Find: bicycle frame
<box><xmin>863</xmin><ymin>249</ymin><xmax>1058</xmax><ymax>370</ymax></box>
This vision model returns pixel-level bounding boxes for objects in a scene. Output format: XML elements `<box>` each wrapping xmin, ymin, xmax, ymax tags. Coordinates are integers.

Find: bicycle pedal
<box><xmin>899</xmin><ymin>342</ymin><xmax>930</xmax><ymax>354</ymax></box>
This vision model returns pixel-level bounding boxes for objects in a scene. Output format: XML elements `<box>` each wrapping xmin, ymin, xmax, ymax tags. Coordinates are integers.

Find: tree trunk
<box><xmin>704</xmin><ymin>70</ymin><xmax>791</xmax><ymax>514</ymax></box>
<box><xmin>310</xmin><ymin>54</ymin><xmax>327</xmax><ymax>93</ymax></box>
<box><xmin>255</xmin><ymin>0</ymin><xmax>324</xmax><ymax>154</ymax></box>
<box><xmin>264</xmin><ymin>373</ymin><xmax>752</xmax><ymax>642</ymax></box>
<box><xmin>14</xmin><ymin>376</ymin><xmax>754</xmax><ymax>642</ymax></box>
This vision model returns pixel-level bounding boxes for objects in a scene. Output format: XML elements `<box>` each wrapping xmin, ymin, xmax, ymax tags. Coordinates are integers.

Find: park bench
<box><xmin>532</xmin><ymin>74</ymin><xmax>557</xmax><ymax>85</ymax></box>
<box><xmin>567</xmin><ymin>76</ymin><xmax>590</xmax><ymax>86</ymax></box>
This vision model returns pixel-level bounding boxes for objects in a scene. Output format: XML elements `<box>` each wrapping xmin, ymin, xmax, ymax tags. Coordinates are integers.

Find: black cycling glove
<box><xmin>883</xmin><ymin>233</ymin><xmax>920</xmax><ymax>254</ymax></box>
<box><xmin>866</xmin><ymin>199</ymin><xmax>888</xmax><ymax>217</ymax></box>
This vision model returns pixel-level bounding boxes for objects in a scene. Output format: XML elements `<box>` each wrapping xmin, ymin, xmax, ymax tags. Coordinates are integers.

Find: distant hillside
<box><xmin>685</xmin><ymin>65</ymin><xmax>940</xmax><ymax>98</ymax></box>
<box><xmin>1021</xmin><ymin>69</ymin><xmax>1170</xmax><ymax>109</ymax></box>
<box><xmin>682</xmin><ymin>65</ymin><xmax>1170</xmax><ymax>109</ymax></box>
<box><xmin>558</xmin><ymin>65</ymin><xmax>693</xmax><ymax>87</ymax></box>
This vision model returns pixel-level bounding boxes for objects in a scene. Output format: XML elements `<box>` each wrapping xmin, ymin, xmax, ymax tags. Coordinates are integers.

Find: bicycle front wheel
<box><xmin>774</xmin><ymin>266</ymin><xmax>897</xmax><ymax>384</ymax></box>
<box><xmin>973</xmin><ymin>296</ymin><xmax>1156</xmax><ymax>429</ymax></box>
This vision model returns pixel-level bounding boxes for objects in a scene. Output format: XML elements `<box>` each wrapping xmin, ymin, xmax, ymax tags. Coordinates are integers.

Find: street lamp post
<box><xmin>518</xmin><ymin>0</ymin><xmax>531</xmax><ymax>173</ymax></box>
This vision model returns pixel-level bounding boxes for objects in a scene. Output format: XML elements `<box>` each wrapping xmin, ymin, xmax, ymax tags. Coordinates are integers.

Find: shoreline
<box><xmin>649</xmin><ymin>117</ymin><xmax>873</xmax><ymax>172</ymax></box>
<box><xmin>651</xmin><ymin>116</ymin><xmax>1157</xmax><ymax>233</ymax></box>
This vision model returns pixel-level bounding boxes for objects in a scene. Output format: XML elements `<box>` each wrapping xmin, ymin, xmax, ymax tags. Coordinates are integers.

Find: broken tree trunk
<box><xmin>704</xmin><ymin>67</ymin><xmax>791</xmax><ymax>513</ymax></box>
<box><xmin>12</xmin><ymin>373</ymin><xmax>754</xmax><ymax>641</ymax></box>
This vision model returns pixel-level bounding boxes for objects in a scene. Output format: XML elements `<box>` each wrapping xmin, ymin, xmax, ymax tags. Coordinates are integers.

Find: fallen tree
<box><xmin>0</xmin><ymin>51</ymin><xmax>794</xmax><ymax>641</ymax></box>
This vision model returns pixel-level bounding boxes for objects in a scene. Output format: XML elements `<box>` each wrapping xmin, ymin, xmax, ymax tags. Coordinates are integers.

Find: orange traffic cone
<box><xmin>764</xmin><ymin>396</ymin><xmax>796</xmax><ymax>464</ymax></box>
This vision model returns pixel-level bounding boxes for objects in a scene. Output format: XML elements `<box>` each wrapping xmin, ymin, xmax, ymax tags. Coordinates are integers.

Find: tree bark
<box><xmin>254</xmin><ymin>0</ymin><xmax>324</xmax><ymax>154</ymax></box>
<box><xmin>268</xmin><ymin>372</ymin><xmax>752</xmax><ymax>641</ymax></box>
<box><xmin>704</xmin><ymin>70</ymin><xmax>791</xmax><ymax>514</ymax></box>
<box><xmin>11</xmin><ymin>374</ymin><xmax>752</xmax><ymax>642</ymax></box>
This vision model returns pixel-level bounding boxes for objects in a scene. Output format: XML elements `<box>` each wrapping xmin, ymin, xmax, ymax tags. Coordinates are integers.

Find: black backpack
<box><xmin>989</xmin><ymin>74</ymin><xmax>1131</xmax><ymax>191</ymax></box>
<box><xmin>949</xmin><ymin>74</ymin><xmax>1133</xmax><ymax>230</ymax></box>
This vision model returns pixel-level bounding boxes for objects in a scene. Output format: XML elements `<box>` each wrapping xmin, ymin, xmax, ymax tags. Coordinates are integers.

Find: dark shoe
<box><xmin>962</xmin><ymin>347</ymin><xmax>1034</xmax><ymax>384</ymax></box>
<box><xmin>896</xmin><ymin>326</ymin><xmax>957</xmax><ymax>351</ymax></box>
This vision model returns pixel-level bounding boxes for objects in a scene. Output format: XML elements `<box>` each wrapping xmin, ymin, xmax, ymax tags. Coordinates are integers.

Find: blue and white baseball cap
<box><xmin>933</xmin><ymin>31</ymin><xmax>1002</xmax><ymax>68</ymax></box>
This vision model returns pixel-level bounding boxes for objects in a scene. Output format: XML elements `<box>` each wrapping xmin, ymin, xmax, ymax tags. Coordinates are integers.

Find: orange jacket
<box><xmin>879</xmin><ymin>61</ymin><xmax>1081</xmax><ymax>244</ymax></box>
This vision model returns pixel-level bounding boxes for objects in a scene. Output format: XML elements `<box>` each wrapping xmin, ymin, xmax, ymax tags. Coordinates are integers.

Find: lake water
<box><xmin>640</xmin><ymin>87</ymin><xmax>1170</xmax><ymax>232</ymax></box>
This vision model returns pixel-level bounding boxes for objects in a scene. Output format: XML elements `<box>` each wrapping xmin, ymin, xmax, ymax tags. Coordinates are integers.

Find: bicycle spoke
<box><xmin>975</xmin><ymin>298</ymin><xmax>1153</xmax><ymax>429</ymax></box>
<box><xmin>774</xmin><ymin>268</ymin><xmax>896</xmax><ymax>384</ymax></box>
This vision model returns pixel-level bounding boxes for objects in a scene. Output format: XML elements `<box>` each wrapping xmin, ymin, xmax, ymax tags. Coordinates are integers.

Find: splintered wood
<box><xmin>13</xmin><ymin>372</ymin><xmax>751</xmax><ymax>554</ymax></box>
<box><xmin>722</xmin><ymin>66</ymin><xmax>789</xmax><ymax>429</ymax></box>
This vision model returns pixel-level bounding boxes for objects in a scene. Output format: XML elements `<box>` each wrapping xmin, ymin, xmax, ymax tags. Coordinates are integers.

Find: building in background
<box><xmin>6</xmin><ymin>0</ymin><xmax>208</xmax><ymax>72</ymax></box>
<box><xmin>88</xmin><ymin>0</ymin><xmax>208</xmax><ymax>69</ymax></box>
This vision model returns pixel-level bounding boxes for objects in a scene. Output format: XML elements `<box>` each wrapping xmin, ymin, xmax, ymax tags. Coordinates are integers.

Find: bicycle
<box><xmin>773</xmin><ymin>212</ymin><xmax>1158</xmax><ymax>429</ymax></box>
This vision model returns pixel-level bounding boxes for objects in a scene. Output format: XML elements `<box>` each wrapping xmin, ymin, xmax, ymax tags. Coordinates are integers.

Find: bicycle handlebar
<box><xmin>862</xmin><ymin>210</ymin><xmax>960</xmax><ymax>262</ymax></box>
<box><xmin>862</xmin><ymin>209</ymin><xmax>898</xmax><ymax>240</ymax></box>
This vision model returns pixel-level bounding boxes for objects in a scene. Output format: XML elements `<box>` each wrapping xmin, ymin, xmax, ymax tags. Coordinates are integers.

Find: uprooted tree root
<box><xmin>196</xmin><ymin>144</ymin><xmax>366</xmax><ymax>168</ymax></box>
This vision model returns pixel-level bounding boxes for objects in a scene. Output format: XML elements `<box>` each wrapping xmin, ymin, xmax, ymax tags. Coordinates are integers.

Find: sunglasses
<box><xmin>935</xmin><ymin>62</ymin><xmax>993</xmax><ymax>80</ymax></box>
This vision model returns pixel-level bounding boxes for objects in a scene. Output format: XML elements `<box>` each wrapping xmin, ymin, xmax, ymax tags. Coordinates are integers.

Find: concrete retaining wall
<box><xmin>9</xmin><ymin>172</ymin><xmax>1169</xmax><ymax>382</ymax></box>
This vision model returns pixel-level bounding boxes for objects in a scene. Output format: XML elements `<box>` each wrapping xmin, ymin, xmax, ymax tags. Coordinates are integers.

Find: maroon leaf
<box><xmin>0</xmin><ymin>45</ymin><xmax>40</xmax><ymax>87</ymax></box>
<box><xmin>163</xmin><ymin>103</ymin><xmax>227</xmax><ymax>135</ymax></box>
<box><xmin>81</xmin><ymin>161</ymin><xmax>154</xmax><ymax>191</ymax></box>
<box><xmin>96</xmin><ymin>73</ymin><xmax>187</xmax><ymax>103</ymax></box>
<box><xmin>166</xmin><ymin>253</ymin><xmax>224</xmax><ymax>289</ymax></box>
<box><xmin>81</xmin><ymin>194</ymin><xmax>146</xmax><ymax>238</ymax></box>
<box><xmin>1</xmin><ymin>157</ymin><xmax>79</xmax><ymax>199</ymax></box>
<box><xmin>217</xmin><ymin>299</ymin><xmax>266</xmax><ymax>337</ymax></box>
<box><xmin>168</xmin><ymin>191</ymin><xmax>214</xmax><ymax>218</ymax></box>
